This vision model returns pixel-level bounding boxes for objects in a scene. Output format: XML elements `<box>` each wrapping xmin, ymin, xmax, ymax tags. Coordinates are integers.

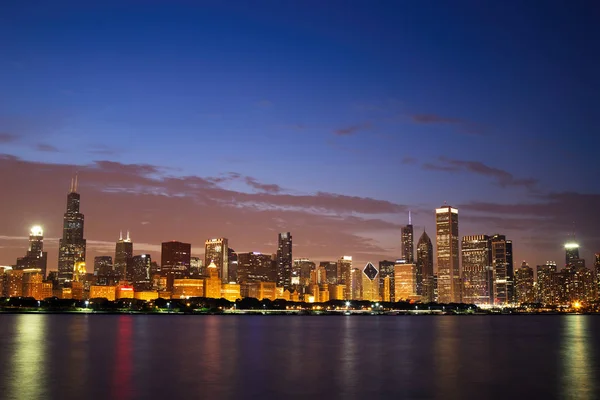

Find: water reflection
<box><xmin>434</xmin><ymin>317</ymin><xmax>460</xmax><ymax>399</ymax></box>
<box><xmin>561</xmin><ymin>316</ymin><xmax>594</xmax><ymax>399</ymax></box>
<box><xmin>9</xmin><ymin>315</ymin><xmax>47</xmax><ymax>400</ymax></box>
<box><xmin>112</xmin><ymin>316</ymin><xmax>133</xmax><ymax>400</ymax></box>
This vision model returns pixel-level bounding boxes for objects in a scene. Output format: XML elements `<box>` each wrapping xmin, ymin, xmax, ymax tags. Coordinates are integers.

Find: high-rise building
<box><xmin>15</xmin><ymin>226</ymin><xmax>48</xmax><ymax>278</ymax></box>
<box><xmin>595</xmin><ymin>254</ymin><xmax>600</xmax><ymax>299</ymax></box>
<box><xmin>565</xmin><ymin>242</ymin><xmax>580</xmax><ymax>267</ymax></box>
<box><xmin>114</xmin><ymin>231</ymin><xmax>133</xmax><ymax>279</ymax></box>
<box><xmin>360</xmin><ymin>262</ymin><xmax>379</xmax><ymax>301</ymax></box>
<box><xmin>401</xmin><ymin>213</ymin><xmax>414</xmax><ymax>263</ymax></box>
<box><xmin>490</xmin><ymin>234</ymin><xmax>513</xmax><ymax>305</ymax></box>
<box><xmin>131</xmin><ymin>254</ymin><xmax>152</xmax><ymax>290</ymax></box>
<box><xmin>536</xmin><ymin>262</ymin><xmax>557</xmax><ymax>305</ymax></box>
<box><xmin>515</xmin><ymin>262</ymin><xmax>535</xmax><ymax>304</ymax></box>
<box><xmin>204</xmin><ymin>261</ymin><xmax>222</xmax><ymax>299</ymax></box>
<box><xmin>337</xmin><ymin>256</ymin><xmax>353</xmax><ymax>300</ymax></box>
<box><xmin>190</xmin><ymin>256</ymin><xmax>203</xmax><ymax>277</ymax></box>
<box><xmin>236</xmin><ymin>252</ymin><xmax>276</xmax><ymax>283</ymax></box>
<box><xmin>58</xmin><ymin>177</ymin><xmax>86</xmax><ymax>284</ymax></box>
<box><xmin>22</xmin><ymin>269</ymin><xmax>44</xmax><ymax>299</ymax></box>
<box><xmin>319</xmin><ymin>261</ymin><xmax>337</xmax><ymax>285</ymax></box>
<box><xmin>394</xmin><ymin>260</ymin><xmax>418</xmax><ymax>301</ymax></box>
<box><xmin>416</xmin><ymin>230</ymin><xmax>434</xmax><ymax>302</ymax></box>
<box><xmin>161</xmin><ymin>241</ymin><xmax>191</xmax><ymax>271</ymax></box>
<box><xmin>205</xmin><ymin>238</ymin><xmax>229</xmax><ymax>283</ymax></box>
<box><xmin>461</xmin><ymin>235</ymin><xmax>491</xmax><ymax>305</ymax></box>
<box><xmin>378</xmin><ymin>260</ymin><xmax>395</xmax><ymax>302</ymax></box>
<box><xmin>436</xmin><ymin>205</ymin><xmax>460</xmax><ymax>303</ymax></box>
<box><xmin>227</xmin><ymin>248</ymin><xmax>237</xmax><ymax>283</ymax></box>
<box><xmin>93</xmin><ymin>256</ymin><xmax>113</xmax><ymax>276</ymax></box>
<box><xmin>276</xmin><ymin>232</ymin><xmax>293</xmax><ymax>289</ymax></box>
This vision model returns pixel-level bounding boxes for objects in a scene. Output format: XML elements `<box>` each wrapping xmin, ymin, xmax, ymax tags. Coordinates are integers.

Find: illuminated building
<box><xmin>337</xmin><ymin>256</ymin><xmax>353</xmax><ymax>300</ymax></box>
<box><xmin>131</xmin><ymin>254</ymin><xmax>152</xmax><ymax>290</ymax></box>
<box><xmin>134</xmin><ymin>291</ymin><xmax>158</xmax><ymax>301</ymax></box>
<box><xmin>514</xmin><ymin>262</ymin><xmax>535</xmax><ymax>304</ymax></box>
<box><xmin>172</xmin><ymin>278</ymin><xmax>204</xmax><ymax>298</ymax></box>
<box><xmin>490</xmin><ymin>235</ymin><xmax>513</xmax><ymax>304</ymax></box>
<box><xmin>595</xmin><ymin>254</ymin><xmax>600</xmax><ymax>298</ymax></box>
<box><xmin>116</xmin><ymin>284</ymin><xmax>134</xmax><ymax>299</ymax></box>
<box><xmin>40</xmin><ymin>282</ymin><xmax>53</xmax><ymax>299</ymax></box>
<box><xmin>73</xmin><ymin>261</ymin><xmax>87</xmax><ymax>283</ymax></box>
<box><xmin>293</xmin><ymin>258</ymin><xmax>315</xmax><ymax>287</ymax></box>
<box><xmin>417</xmin><ymin>230</ymin><xmax>434</xmax><ymax>302</ymax></box>
<box><xmin>461</xmin><ymin>235</ymin><xmax>491</xmax><ymax>305</ymax></box>
<box><xmin>22</xmin><ymin>269</ymin><xmax>43</xmax><ymax>299</ymax></box>
<box><xmin>161</xmin><ymin>241</ymin><xmax>191</xmax><ymax>290</ymax></box>
<box><xmin>401</xmin><ymin>212</ymin><xmax>414</xmax><ymax>263</ymax></box>
<box><xmin>114</xmin><ymin>231</ymin><xmax>133</xmax><ymax>279</ymax></box>
<box><xmin>328</xmin><ymin>284</ymin><xmax>345</xmax><ymax>300</ymax></box>
<box><xmin>379</xmin><ymin>260</ymin><xmax>395</xmax><ymax>302</ymax></box>
<box><xmin>90</xmin><ymin>285</ymin><xmax>117</xmax><ymax>301</ymax></box>
<box><xmin>435</xmin><ymin>206</ymin><xmax>460</xmax><ymax>303</ymax></box>
<box><xmin>15</xmin><ymin>226</ymin><xmax>48</xmax><ymax>279</ymax></box>
<box><xmin>71</xmin><ymin>280</ymin><xmax>84</xmax><ymax>299</ymax></box>
<box><xmin>58</xmin><ymin>177</ymin><xmax>87</xmax><ymax>285</ymax></box>
<box><xmin>221</xmin><ymin>283</ymin><xmax>241</xmax><ymax>302</ymax></box>
<box><xmin>227</xmin><ymin>248</ymin><xmax>237</xmax><ymax>284</ymax></box>
<box><xmin>204</xmin><ymin>238</ymin><xmax>228</xmax><ymax>283</ymax></box>
<box><xmin>5</xmin><ymin>269</ymin><xmax>24</xmax><ymax>297</ymax></box>
<box><xmin>276</xmin><ymin>232</ymin><xmax>293</xmax><ymax>289</ymax></box>
<box><xmin>394</xmin><ymin>260</ymin><xmax>418</xmax><ymax>301</ymax></box>
<box><xmin>572</xmin><ymin>266</ymin><xmax>595</xmax><ymax>303</ymax></box>
<box><xmin>55</xmin><ymin>287</ymin><xmax>72</xmax><ymax>299</ymax></box>
<box><xmin>360</xmin><ymin>262</ymin><xmax>379</xmax><ymax>301</ymax></box>
<box><xmin>310</xmin><ymin>266</ymin><xmax>327</xmax><ymax>285</ymax></box>
<box><xmin>318</xmin><ymin>261</ymin><xmax>337</xmax><ymax>285</ymax></box>
<box><xmin>310</xmin><ymin>284</ymin><xmax>320</xmax><ymax>302</ymax></box>
<box><xmin>242</xmin><ymin>281</ymin><xmax>277</xmax><ymax>301</ymax></box>
<box><xmin>94</xmin><ymin>256</ymin><xmax>113</xmax><ymax>277</ymax></box>
<box><xmin>536</xmin><ymin>262</ymin><xmax>557</xmax><ymax>305</ymax></box>
<box><xmin>204</xmin><ymin>261</ymin><xmax>222</xmax><ymax>299</ymax></box>
<box><xmin>351</xmin><ymin>268</ymin><xmax>362</xmax><ymax>300</ymax></box>
<box><xmin>236</xmin><ymin>252</ymin><xmax>276</xmax><ymax>283</ymax></box>
<box><xmin>190</xmin><ymin>257</ymin><xmax>203</xmax><ymax>277</ymax></box>
<box><xmin>0</xmin><ymin>266</ymin><xmax>10</xmax><ymax>295</ymax></box>
<box><xmin>565</xmin><ymin>242</ymin><xmax>580</xmax><ymax>266</ymax></box>
<box><xmin>319</xmin><ymin>285</ymin><xmax>330</xmax><ymax>302</ymax></box>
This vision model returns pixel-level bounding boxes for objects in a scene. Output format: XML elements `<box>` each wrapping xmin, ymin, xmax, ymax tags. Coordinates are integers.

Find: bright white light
<box><xmin>564</xmin><ymin>243</ymin><xmax>579</xmax><ymax>249</ymax></box>
<box><xmin>30</xmin><ymin>226</ymin><xmax>43</xmax><ymax>236</ymax></box>
<box><xmin>345</xmin><ymin>301</ymin><xmax>351</xmax><ymax>307</ymax></box>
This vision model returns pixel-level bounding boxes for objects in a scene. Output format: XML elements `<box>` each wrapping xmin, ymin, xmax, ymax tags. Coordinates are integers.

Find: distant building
<box><xmin>15</xmin><ymin>226</ymin><xmax>48</xmax><ymax>279</ymax></box>
<box><xmin>58</xmin><ymin>177</ymin><xmax>86</xmax><ymax>284</ymax></box>
<box><xmin>337</xmin><ymin>256</ymin><xmax>353</xmax><ymax>300</ymax></box>
<box><xmin>161</xmin><ymin>241</ymin><xmax>191</xmax><ymax>290</ymax></box>
<box><xmin>221</xmin><ymin>283</ymin><xmax>241</xmax><ymax>302</ymax></box>
<box><xmin>94</xmin><ymin>256</ymin><xmax>113</xmax><ymax>277</ymax></box>
<box><xmin>401</xmin><ymin>214</ymin><xmax>414</xmax><ymax>263</ymax></box>
<box><xmin>514</xmin><ymin>262</ymin><xmax>535</xmax><ymax>304</ymax></box>
<box><xmin>319</xmin><ymin>261</ymin><xmax>337</xmax><ymax>285</ymax></box>
<box><xmin>276</xmin><ymin>232</ymin><xmax>292</xmax><ymax>289</ymax></box>
<box><xmin>490</xmin><ymin>235</ymin><xmax>513</xmax><ymax>305</ymax></box>
<box><xmin>114</xmin><ymin>231</ymin><xmax>133</xmax><ymax>279</ymax></box>
<box><xmin>5</xmin><ymin>269</ymin><xmax>24</xmax><ymax>297</ymax></box>
<box><xmin>416</xmin><ymin>230</ymin><xmax>434</xmax><ymax>302</ymax></box>
<box><xmin>204</xmin><ymin>261</ymin><xmax>222</xmax><ymax>299</ymax></box>
<box><xmin>595</xmin><ymin>254</ymin><xmax>600</xmax><ymax>297</ymax></box>
<box><xmin>378</xmin><ymin>260</ymin><xmax>395</xmax><ymax>302</ymax></box>
<box><xmin>461</xmin><ymin>235</ymin><xmax>491</xmax><ymax>305</ymax></box>
<box><xmin>90</xmin><ymin>285</ymin><xmax>117</xmax><ymax>301</ymax></box>
<box><xmin>242</xmin><ymin>281</ymin><xmax>277</xmax><ymax>301</ymax></box>
<box><xmin>172</xmin><ymin>278</ymin><xmax>204</xmax><ymax>298</ymax></box>
<box><xmin>536</xmin><ymin>262</ymin><xmax>557</xmax><ymax>305</ymax></box>
<box><xmin>22</xmin><ymin>269</ymin><xmax>44</xmax><ymax>299</ymax></box>
<box><xmin>394</xmin><ymin>260</ymin><xmax>418</xmax><ymax>301</ymax></box>
<box><xmin>205</xmin><ymin>238</ymin><xmax>228</xmax><ymax>283</ymax></box>
<box><xmin>436</xmin><ymin>206</ymin><xmax>460</xmax><ymax>303</ymax></box>
<box><xmin>227</xmin><ymin>248</ymin><xmax>237</xmax><ymax>283</ymax></box>
<box><xmin>190</xmin><ymin>257</ymin><xmax>203</xmax><ymax>277</ymax></box>
<box><xmin>130</xmin><ymin>254</ymin><xmax>152</xmax><ymax>290</ymax></box>
<box><xmin>564</xmin><ymin>242</ymin><xmax>580</xmax><ymax>267</ymax></box>
<box><xmin>237</xmin><ymin>252</ymin><xmax>276</xmax><ymax>283</ymax></box>
<box><xmin>360</xmin><ymin>263</ymin><xmax>379</xmax><ymax>302</ymax></box>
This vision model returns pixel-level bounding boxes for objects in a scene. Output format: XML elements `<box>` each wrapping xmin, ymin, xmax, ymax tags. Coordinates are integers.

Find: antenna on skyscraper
<box><xmin>127</xmin><ymin>230</ymin><xmax>130</xmax><ymax>241</ymax></box>
<box><xmin>119</xmin><ymin>231</ymin><xmax>123</xmax><ymax>241</ymax></box>
<box><xmin>70</xmin><ymin>177</ymin><xmax>74</xmax><ymax>193</ymax></box>
<box><xmin>74</xmin><ymin>172</ymin><xmax>79</xmax><ymax>192</ymax></box>
<box><xmin>408</xmin><ymin>210</ymin><xmax>412</xmax><ymax>225</ymax></box>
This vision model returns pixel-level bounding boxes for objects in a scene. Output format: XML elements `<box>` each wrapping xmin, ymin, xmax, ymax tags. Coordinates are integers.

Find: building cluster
<box><xmin>1</xmin><ymin>180</ymin><xmax>599</xmax><ymax>307</ymax></box>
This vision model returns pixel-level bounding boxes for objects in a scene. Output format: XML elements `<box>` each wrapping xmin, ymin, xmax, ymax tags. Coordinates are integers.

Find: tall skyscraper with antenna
<box><xmin>57</xmin><ymin>175</ymin><xmax>87</xmax><ymax>284</ymax></box>
<box><xmin>436</xmin><ymin>205</ymin><xmax>460</xmax><ymax>303</ymax></box>
<box><xmin>115</xmin><ymin>231</ymin><xmax>133</xmax><ymax>279</ymax></box>
<box><xmin>401</xmin><ymin>212</ymin><xmax>414</xmax><ymax>263</ymax></box>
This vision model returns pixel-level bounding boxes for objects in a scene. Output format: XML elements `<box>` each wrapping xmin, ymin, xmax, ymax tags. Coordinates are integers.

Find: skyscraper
<box><xmin>565</xmin><ymin>242</ymin><xmax>580</xmax><ymax>266</ymax></box>
<box><xmin>205</xmin><ymin>238</ymin><xmax>229</xmax><ymax>283</ymax></box>
<box><xmin>461</xmin><ymin>235</ymin><xmax>491</xmax><ymax>305</ymax></box>
<box><xmin>401</xmin><ymin>213</ymin><xmax>414</xmax><ymax>263</ymax></box>
<box><xmin>378</xmin><ymin>260</ymin><xmax>395</xmax><ymax>302</ymax></box>
<box><xmin>58</xmin><ymin>177</ymin><xmax>86</xmax><ymax>285</ymax></box>
<box><xmin>236</xmin><ymin>252</ymin><xmax>276</xmax><ymax>283</ymax></box>
<box><xmin>515</xmin><ymin>262</ymin><xmax>535</xmax><ymax>304</ymax></box>
<box><xmin>360</xmin><ymin>262</ymin><xmax>379</xmax><ymax>301</ymax></box>
<box><xmin>131</xmin><ymin>254</ymin><xmax>152</xmax><ymax>290</ymax></box>
<box><xmin>276</xmin><ymin>232</ymin><xmax>293</xmax><ymax>289</ymax></box>
<box><xmin>15</xmin><ymin>226</ymin><xmax>48</xmax><ymax>278</ymax></box>
<box><xmin>337</xmin><ymin>256</ymin><xmax>353</xmax><ymax>300</ymax></box>
<box><xmin>595</xmin><ymin>253</ymin><xmax>600</xmax><ymax>299</ymax></box>
<box><xmin>416</xmin><ymin>230</ymin><xmax>434</xmax><ymax>302</ymax></box>
<box><xmin>394</xmin><ymin>259</ymin><xmax>418</xmax><ymax>301</ymax></box>
<box><xmin>490</xmin><ymin>234</ymin><xmax>513</xmax><ymax>304</ymax></box>
<box><xmin>436</xmin><ymin>205</ymin><xmax>460</xmax><ymax>303</ymax></box>
<box><xmin>536</xmin><ymin>262</ymin><xmax>557</xmax><ymax>305</ymax></box>
<box><xmin>161</xmin><ymin>241</ymin><xmax>191</xmax><ymax>270</ymax></box>
<box><xmin>114</xmin><ymin>231</ymin><xmax>133</xmax><ymax>279</ymax></box>
<box><xmin>93</xmin><ymin>256</ymin><xmax>113</xmax><ymax>276</ymax></box>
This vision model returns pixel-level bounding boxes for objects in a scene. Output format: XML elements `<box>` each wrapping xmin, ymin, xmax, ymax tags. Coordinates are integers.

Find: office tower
<box><xmin>436</xmin><ymin>205</ymin><xmax>460</xmax><ymax>303</ymax></box>
<box><xmin>514</xmin><ymin>262</ymin><xmax>535</xmax><ymax>304</ymax></box>
<box><xmin>22</xmin><ymin>269</ymin><xmax>44</xmax><ymax>299</ymax></box>
<box><xmin>228</xmin><ymin>248</ymin><xmax>237</xmax><ymax>283</ymax></box>
<box><xmin>190</xmin><ymin>256</ymin><xmax>203</xmax><ymax>277</ymax></box>
<box><xmin>221</xmin><ymin>283</ymin><xmax>241</xmax><ymax>302</ymax></box>
<box><xmin>572</xmin><ymin>265</ymin><xmax>595</xmax><ymax>303</ymax></box>
<box><xmin>204</xmin><ymin>261</ymin><xmax>222</xmax><ymax>299</ymax></box>
<box><xmin>172</xmin><ymin>278</ymin><xmax>204</xmax><ymax>298</ymax></box>
<box><xmin>379</xmin><ymin>260</ymin><xmax>395</xmax><ymax>302</ymax></box>
<box><xmin>394</xmin><ymin>260</ymin><xmax>418</xmax><ymax>301</ymax></box>
<box><xmin>162</xmin><ymin>241</ymin><xmax>191</xmax><ymax>271</ymax></box>
<box><xmin>5</xmin><ymin>269</ymin><xmax>24</xmax><ymax>297</ymax></box>
<box><xmin>417</xmin><ymin>230</ymin><xmax>434</xmax><ymax>302</ymax></box>
<box><xmin>360</xmin><ymin>262</ymin><xmax>379</xmax><ymax>301</ymax></box>
<box><xmin>536</xmin><ymin>262</ymin><xmax>557</xmax><ymax>305</ymax></box>
<box><xmin>461</xmin><ymin>235</ymin><xmax>491</xmax><ymax>305</ymax></box>
<box><xmin>58</xmin><ymin>177</ymin><xmax>87</xmax><ymax>284</ymax></box>
<box><xmin>319</xmin><ymin>261</ymin><xmax>337</xmax><ymax>285</ymax></box>
<box><xmin>596</xmin><ymin>254</ymin><xmax>600</xmax><ymax>300</ymax></box>
<box><xmin>490</xmin><ymin>234</ymin><xmax>513</xmax><ymax>304</ymax></box>
<box><xmin>131</xmin><ymin>254</ymin><xmax>152</xmax><ymax>290</ymax></box>
<box><xmin>401</xmin><ymin>212</ymin><xmax>414</xmax><ymax>263</ymax></box>
<box><xmin>337</xmin><ymin>256</ymin><xmax>353</xmax><ymax>300</ymax></box>
<box><xmin>292</xmin><ymin>259</ymin><xmax>315</xmax><ymax>287</ymax></box>
<box><xmin>15</xmin><ymin>226</ymin><xmax>48</xmax><ymax>278</ymax></box>
<box><xmin>94</xmin><ymin>256</ymin><xmax>113</xmax><ymax>276</ymax></box>
<box><xmin>114</xmin><ymin>231</ymin><xmax>133</xmax><ymax>279</ymax></box>
<box><xmin>310</xmin><ymin>266</ymin><xmax>327</xmax><ymax>285</ymax></box>
<box><xmin>565</xmin><ymin>242</ymin><xmax>580</xmax><ymax>266</ymax></box>
<box><xmin>205</xmin><ymin>238</ymin><xmax>229</xmax><ymax>283</ymax></box>
<box><xmin>276</xmin><ymin>232</ymin><xmax>293</xmax><ymax>289</ymax></box>
<box><xmin>236</xmin><ymin>252</ymin><xmax>276</xmax><ymax>283</ymax></box>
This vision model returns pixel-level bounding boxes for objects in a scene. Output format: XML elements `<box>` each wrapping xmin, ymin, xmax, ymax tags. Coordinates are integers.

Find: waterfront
<box><xmin>0</xmin><ymin>315</ymin><xmax>598</xmax><ymax>400</ymax></box>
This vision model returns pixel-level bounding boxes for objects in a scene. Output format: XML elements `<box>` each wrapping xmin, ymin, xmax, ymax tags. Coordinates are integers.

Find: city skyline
<box><xmin>1</xmin><ymin>2</ymin><xmax>598</xmax><ymax>271</ymax></box>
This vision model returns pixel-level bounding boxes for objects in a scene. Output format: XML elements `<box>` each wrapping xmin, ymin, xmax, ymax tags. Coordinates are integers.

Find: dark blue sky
<box><xmin>1</xmin><ymin>1</ymin><xmax>599</xmax><ymax>268</ymax></box>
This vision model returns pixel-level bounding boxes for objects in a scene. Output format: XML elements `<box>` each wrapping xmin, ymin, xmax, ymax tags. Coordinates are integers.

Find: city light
<box><xmin>564</xmin><ymin>243</ymin><xmax>579</xmax><ymax>249</ymax></box>
<box><xmin>30</xmin><ymin>226</ymin><xmax>43</xmax><ymax>236</ymax></box>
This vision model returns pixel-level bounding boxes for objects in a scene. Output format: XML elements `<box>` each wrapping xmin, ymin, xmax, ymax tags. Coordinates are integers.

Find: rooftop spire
<box><xmin>119</xmin><ymin>231</ymin><xmax>123</xmax><ymax>241</ymax></box>
<box><xmin>74</xmin><ymin>172</ymin><xmax>79</xmax><ymax>192</ymax></box>
<box><xmin>408</xmin><ymin>210</ymin><xmax>412</xmax><ymax>225</ymax></box>
<box><xmin>70</xmin><ymin>177</ymin><xmax>74</xmax><ymax>193</ymax></box>
<box><xmin>126</xmin><ymin>230</ymin><xmax>130</xmax><ymax>241</ymax></box>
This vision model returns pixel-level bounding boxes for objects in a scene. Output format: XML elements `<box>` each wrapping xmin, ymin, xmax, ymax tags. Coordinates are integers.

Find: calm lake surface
<box><xmin>0</xmin><ymin>314</ymin><xmax>598</xmax><ymax>400</ymax></box>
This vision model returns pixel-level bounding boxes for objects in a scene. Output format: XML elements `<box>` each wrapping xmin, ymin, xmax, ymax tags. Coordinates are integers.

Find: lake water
<box><xmin>0</xmin><ymin>314</ymin><xmax>598</xmax><ymax>399</ymax></box>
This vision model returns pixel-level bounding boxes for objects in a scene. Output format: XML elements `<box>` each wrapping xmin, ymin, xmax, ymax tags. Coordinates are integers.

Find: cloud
<box><xmin>410</xmin><ymin>113</ymin><xmax>484</xmax><ymax>135</ymax></box>
<box><xmin>244</xmin><ymin>177</ymin><xmax>283</xmax><ymax>194</ymax></box>
<box><xmin>333</xmin><ymin>122</ymin><xmax>372</xmax><ymax>136</ymax></box>
<box><xmin>0</xmin><ymin>133</ymin><xmax>18</xmax><ymax>143</ymax></box>
<box><xmin>423</xmin><ymin>156</ymin><xmax>537</xmax><ymax>188</ymax></box>
<box><xmin>401</xmin><ymin>156</ymin><xmax>417</xmax><ymax>165</ymax></box>
<box><xmin>35</xmin><ymin>143</ymin><xmax>60</xmax><ymax>152</ymax></box>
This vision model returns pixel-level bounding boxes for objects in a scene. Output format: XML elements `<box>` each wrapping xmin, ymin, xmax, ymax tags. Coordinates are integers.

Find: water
<box><xmin>0</xmin><ymin>314</ymin><xmax>598</xmax><ymax>400</ymax></box>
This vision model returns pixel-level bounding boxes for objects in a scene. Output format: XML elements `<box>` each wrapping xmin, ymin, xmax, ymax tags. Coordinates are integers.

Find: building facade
<box><xmin>205</xmin><ymin>238</ymin><xmax>229</xmax><ymax>283</ymax></box>
<box><xmin>435</xmin><ymin>206</ymin><xmax>460</xmax><ymax>303</ymax></box>
<box><xmin>276</xmin><ymin>232</ymin><xmax>292</xmax><ymax>289</ymax></box>
<box><xmin>58</xmin><ymin>178</ymin><xmax>87</xmax><ymax>284</ymax></box>
<box><xmin>416</xmin><ymin>231</ymin><xmax>434</xmax><ymax>302</ymax></box>
<box><xmin>461</xmin><ymin>235</ymin><xmax>491</xmax><ymax>305</ymax></box>
<box><xmin>114</xmin><ymin>231</ymin><xmax>133</xmax><ymax>279</ymax></box>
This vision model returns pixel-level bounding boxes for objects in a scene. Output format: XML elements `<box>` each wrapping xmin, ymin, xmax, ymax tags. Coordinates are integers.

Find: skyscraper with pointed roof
<box><xmin>115</xmin><ymin>231</ymin><xmax>133</xmax><ymax>279</ymax></box>
<box><xmin>401</xmin><ymin>212</ymin><xmax>414</xmax><ymax>263</ymax></box>
<box><xmin>417</xmin><ymin>230</ymin><xmax>434</xmax><ymax>302</ymax></box>
<box><xmin>58</xmin><ymin>176</ymin><xmax>87</xmax><ymax>284</ymax></box>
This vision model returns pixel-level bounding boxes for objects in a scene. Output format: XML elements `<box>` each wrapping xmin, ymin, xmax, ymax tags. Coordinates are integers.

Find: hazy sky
<box><xmin>1</xmin><ymin>1</ymin><xmax>599</xmax><ymax>271</ymax></box>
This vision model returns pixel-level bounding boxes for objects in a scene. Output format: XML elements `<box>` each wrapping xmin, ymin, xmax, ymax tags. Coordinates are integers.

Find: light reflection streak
<box><xmin>112</xmin><ymin>315</ymin><xmax>133</xmax><ymax>400</ymax></box>
<box><xmin>9</xmin><ymin>315</ymin><xmax>47</xmax><ymax>400</ymax></box>
<box><xmin>561</xmin><ymin>316</ymin><xmax>593</xmax><ymax>399</ymax></box>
